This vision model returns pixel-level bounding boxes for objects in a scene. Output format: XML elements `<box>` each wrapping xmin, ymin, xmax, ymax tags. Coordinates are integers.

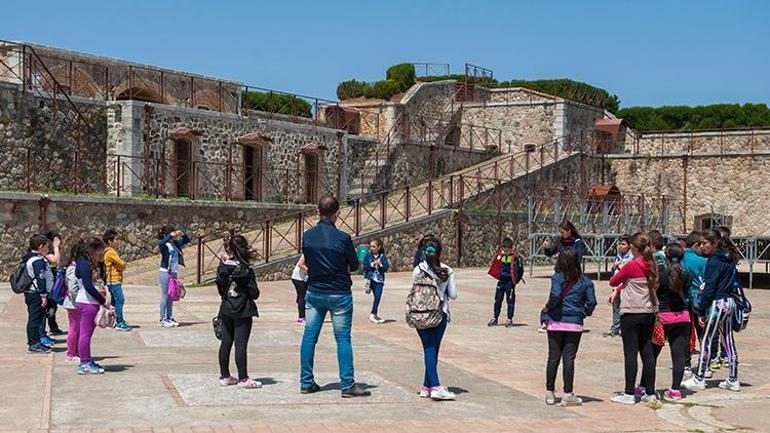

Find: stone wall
<box><xmin>108</xmin><ymin>100</ymin><xmax>343</xmax><ymax>202</ymax></box>
<box><xmin>564</xmin><ymin>101</ymin><xmax>607</xmax><ymax>147</ymax></box>
<box><xmin>459</xmin><ymin>211</ymin><xmax>529</xmax><ymax>267</ymax></box>
<box><xmin>608</xmin><ymin>153</ymin><xmax>770</xmax><ymax>236</ymax></box>
<box><xmin>461</xmin><ymin>102</ymin><xmax>556</xmax><ymax>152</ymax></box>
<box><xmin>0</xmin><ymin>84</ymin><xmax>108</xmax><ymax>193</ymax></box>
<box><xmin>0</xmin><ymin>192</ymin><xmax>312</xmax><ymax>279</ymax></box>
<box><xmin>345</xmin><ymin>135</ymin><xmax>496</xmax><ymax>197</ymax></box>
<box><xmin>624</xmin><ymin>129</ymin><xmax>770</xmax><ymax>155</ymax></box>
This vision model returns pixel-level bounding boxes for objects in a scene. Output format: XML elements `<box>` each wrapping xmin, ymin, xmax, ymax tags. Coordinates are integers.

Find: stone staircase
<box><xmin>123</xmin><ymin>136</ymin><xmax>583</xmax><ymax>286</ymax></box>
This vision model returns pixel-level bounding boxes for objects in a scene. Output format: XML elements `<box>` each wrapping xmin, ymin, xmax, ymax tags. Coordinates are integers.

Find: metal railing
<box><xmin>192</xmin><ymin>130</ymin><xmax>596</xmax><ymax>282</ymax></box>
<box><xmin>624</xmin><ymin>127</ymin><xmax>770</xmax><ymax>156</ymax></box>
<box><xmin>411</xmin><ymin>63</ymin><xmax>450</xmax><ymax>77</ymax></box>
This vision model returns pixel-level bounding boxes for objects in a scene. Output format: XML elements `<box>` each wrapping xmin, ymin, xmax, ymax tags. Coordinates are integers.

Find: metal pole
<box><xmin>196</xmin><ymin>238</ymin><xmax>202</xmax><ymax>285</ymax></box>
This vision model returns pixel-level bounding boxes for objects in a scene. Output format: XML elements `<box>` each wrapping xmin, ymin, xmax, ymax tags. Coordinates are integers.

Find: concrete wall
<box><xmin>624</xmin><ymin>130</ymin><xmax>770</xmax><ymax>155</ymax></box>
<box><xmin>0</xmin><ymin>192</ymin><xmax>312</xmax><ymax>279</ymax></box>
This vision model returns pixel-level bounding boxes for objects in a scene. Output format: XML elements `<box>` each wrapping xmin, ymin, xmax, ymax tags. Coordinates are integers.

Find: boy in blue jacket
<box><xmin>22</xmin><ymin>234</ymin><xmax>54</xmax><ymax>353</ymax></box>
<box><xmin>487</xmin><ymin>237</ymin><xmax>524</xmax><ymax>328</ymax></box>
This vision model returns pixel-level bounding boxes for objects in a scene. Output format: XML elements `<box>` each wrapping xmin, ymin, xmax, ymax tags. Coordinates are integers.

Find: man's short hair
<box><xmin>648</xmin><ymin>230</ymin><xmax>664</xmax><ymax>251</ymax></box>
<box><xmin>501</xmin><ymin>237</ymin><xmax>513</xmax><ymax>249</ymax></box>
<box><xmin>318</xmin><ymin>195</ymin><xmax>340</xmax><ymax>217</ymax></box>
<box><xmin>685</xmin><ymin>230</ymin><xmax>703</xmax><ymax>247</ymax></box>
<box><xmin>29</xmin><ymin>234</ymin><xmax>48</xmax><ymax>251</ymax></box>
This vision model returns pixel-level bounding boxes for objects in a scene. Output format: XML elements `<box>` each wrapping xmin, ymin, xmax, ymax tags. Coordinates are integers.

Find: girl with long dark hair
<box><xmin>363</xmin><ymin>239</ymin><xmax>390</xmax><ymax>324</ymax></box>
<box><xmin>683</xmin><ymin>228</ymin><xmax>741</xmax><ymax>392</ymax></box>
<box><xmin>608</xmin><ymin>232</ymin><xmax>659</xmax><ymax>405</ymax></box>
<box><xmin>413</xmin><ymin>237</ymin><xmax>457</xmax><ymax>401</ymax></box>
<box><xmin>157</xmin><ymin>226</ymin><xmax>190</xmax><ymax>328</ymax></box>
<box><xmin>655</xmin><ymin>243</ymin><xmax>693</xmax><ymax>400</ymax></box>
<box><xmin>73</xmin><ymin>237</ymin><xmax>110</xmax><ymax>375</ymax></box>
<box><xmin>215</xmin><ymin>235</ymin><xmax>261</xmax><ymax>389</ymax></box>
<box><xmin>541</xmin><ymin>249</ymin><xmax>597</xmax><ymax>406</ymax></box>
<box><xmin>543</xmin><ymin>220</ymin><xmax>586</xmax><ymax>268</ymax></box>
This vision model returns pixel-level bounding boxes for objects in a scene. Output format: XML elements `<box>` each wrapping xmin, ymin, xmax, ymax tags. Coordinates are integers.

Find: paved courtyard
<box><xmin>1</xmin><ymin>267</ymin><xmax>769</xmax><ymax>433</ymax></box>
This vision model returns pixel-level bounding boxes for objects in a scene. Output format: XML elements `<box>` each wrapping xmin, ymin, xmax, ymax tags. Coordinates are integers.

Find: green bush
<box><xmin>243</xmin><ymin>91</ymin><xmax>312</xmax><ymax>118</ymax></box>
<box><xmin>498</xmin><ymin>79</ymin><xmax>620</xmax><ymax>113</ymax></box>
<box><xmin>336</xmin><ymin>79</ymin><xmax>366</xmax><ymax>100</ymax></box>
<box><xmin>617</xmin><ymin>103</ymin><xmax>770</xmax><ymax>132</ymax></box>
<box><xmin>368</xmin><ymin>79</ymin><xmax>402</xmax><ymax>100</ymax></box>
<box><xmin>385</xmin><ymin>63</ymin><xmax>416</xmax><ymax>89</ymax></box>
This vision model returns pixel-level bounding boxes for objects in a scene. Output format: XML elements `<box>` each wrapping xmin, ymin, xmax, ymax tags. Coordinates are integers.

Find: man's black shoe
<box><xmin>300</xmin><ymin>382</ymin><xmax>321</xmax><ymax>394</ymax></box>
<box><xmin>341</xmin><ymin>384</ymin><xmax>371</xmax><ymax>398</ymax></box>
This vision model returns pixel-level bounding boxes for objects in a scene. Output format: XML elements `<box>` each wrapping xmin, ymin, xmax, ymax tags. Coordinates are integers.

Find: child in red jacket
<box><xmin>487</xmin><ymin>237</ymin><xmax>524</xmax><ymax>327</ymax></box>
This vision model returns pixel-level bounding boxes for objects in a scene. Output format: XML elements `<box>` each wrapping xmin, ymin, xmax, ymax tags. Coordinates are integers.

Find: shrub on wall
<box><xmin>616</xmin><ymin>103</ymin><xmax>770</xmax><ymax>132</ymax></box>
<box><xmin>336</xmin><ymin>63</ymin><xmax>416</xmax><ymax>101</ymax></box>
<box><xmin>243</xmin><ymin>90</ymin><xmax>312</xmax><ymax>118</ymax></box>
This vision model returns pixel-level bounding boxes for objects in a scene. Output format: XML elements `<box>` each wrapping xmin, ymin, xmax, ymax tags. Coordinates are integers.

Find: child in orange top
<box><xmin>103</xmin><ymin>229</ymin><xmax>130</xmax><ymax>331</ymax></box>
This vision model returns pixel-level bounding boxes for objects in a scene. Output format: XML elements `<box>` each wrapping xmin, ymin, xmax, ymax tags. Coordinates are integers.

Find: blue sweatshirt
<box><xmin>75</xmin><ymin>257</ymin><xmax>107</xmax><ymax>305</ymax></box>
<box><xmin>22</xmin><ymin>252</ymin><xmax>50</xmax><ymax>296</ymax></box>
<box><xmin>698</xmin><ymin>250</ymin><xmax>735</xmax><ymax>317</ymax></box>
<box><xmin>681</xmin><ymin>248</ymin><xmax>707</xmax><ymax>308</ymax></box>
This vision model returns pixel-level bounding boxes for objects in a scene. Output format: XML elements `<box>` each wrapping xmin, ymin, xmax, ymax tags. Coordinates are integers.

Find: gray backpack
<box><xmin>405</xmin><ymin>270</ymin><xmax>442</xmax><ymax>329</ymax></box>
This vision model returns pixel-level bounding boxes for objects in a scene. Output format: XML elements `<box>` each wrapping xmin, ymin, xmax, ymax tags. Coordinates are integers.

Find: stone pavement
<box><xmin>1</xmin><ymin>267</ymin><xmax>768</xmax><ymax>433</ymax></box>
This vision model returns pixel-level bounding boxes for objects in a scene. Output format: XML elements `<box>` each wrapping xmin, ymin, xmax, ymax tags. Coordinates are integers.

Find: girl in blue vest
<box><xmin>157</xmin><ymin>226</ymin><xmax>190</xmax><ymax>328</ymax></box>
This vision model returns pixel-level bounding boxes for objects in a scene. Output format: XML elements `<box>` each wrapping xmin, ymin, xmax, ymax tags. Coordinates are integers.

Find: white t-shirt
<box><xmin>291</xmin><ymin>263</ymin><xmax>308</xmax><ymax>282</ymax></box>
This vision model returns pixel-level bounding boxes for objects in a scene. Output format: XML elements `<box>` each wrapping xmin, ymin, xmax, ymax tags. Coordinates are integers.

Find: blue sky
<box><xmin>3</xmin><ymin>0</ymin><xmax>768</xmax><ymax>107</ymax></box>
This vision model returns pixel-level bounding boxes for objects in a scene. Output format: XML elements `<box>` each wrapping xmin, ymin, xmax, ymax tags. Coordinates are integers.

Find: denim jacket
<box><xmin>158</xmin><ymin>233</ymin><xmax>191</xmax><ymax>271</ymax></box>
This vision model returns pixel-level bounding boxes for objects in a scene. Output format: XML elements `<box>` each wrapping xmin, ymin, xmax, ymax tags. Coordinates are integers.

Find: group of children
<box><xmin>19</xmin><ymin>225</ymin><xmax>194</xmax><ymax>374</ymax></box>
<box><xmin>18</xmin><ymin>229</ymin><xmax>130</xmax><ymax>374</ymax></box>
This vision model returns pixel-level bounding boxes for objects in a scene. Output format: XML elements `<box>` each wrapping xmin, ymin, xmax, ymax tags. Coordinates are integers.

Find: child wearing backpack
<box><xmin>104</xmin><ymin>229</ymin><xmax>130</xmax><ymax>331</ymax></box>
<box><xmin>14</xmin><ymin>234</ymin><xmax>54</xmax><ymax>354</ymax></box>
<box><xmin>42</xmin><ymin>230</ymin><xmax>63</xmax><ymax>341</ymax></box>
<box><xmin>64</xmin><ymin>239</ymin><xmax>86</xmax><ymax>362</ymax></box>
<box><xmin>363</xmin><ymin>239</ymin><xmax>390</xmax><ymax>324</ymax></box>
<box><xmin>486</xmin><ymin>237</ymin><xmax>523</xmax><ymax>328</ymax></box>
<box><xmin>409</xmin><ymin>237</ymin><xmax>458</xmax><ymax>401</ymax></box>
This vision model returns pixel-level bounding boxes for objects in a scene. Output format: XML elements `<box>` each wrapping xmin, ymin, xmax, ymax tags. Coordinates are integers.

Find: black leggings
<box><xmin>652</xmin><ymin>321</ymin><xmax>691</xmax><ymax>390</ymax></box>
<box><xmin>546</xmin><ymin>330</ymin><xmax>582</xmax><ymax>393</ymax></box>
<box><xmin>292</xmin><ymin>279</ymin><xmax>307</xmax><ymax>319</ymax></box>
<box><xmin>620</xmin><ymin>313</ymin><xmax>656</xmax><ymax>395</ymax></box>
<box><xmin>218</xmin><ymin>316</ymin><xmax>253</xmax><ymax>380</ymax></box>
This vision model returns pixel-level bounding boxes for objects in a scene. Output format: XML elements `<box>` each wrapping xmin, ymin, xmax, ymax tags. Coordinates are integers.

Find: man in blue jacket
<box><xmin>22</xmin><ymin>234</ymin><xmax>53</xmax><ymax>354</ymax></box>
<box><xmin>299</xmin><ymin>195</ymin><xmax>370</xmax><ymax>398</ymax></box>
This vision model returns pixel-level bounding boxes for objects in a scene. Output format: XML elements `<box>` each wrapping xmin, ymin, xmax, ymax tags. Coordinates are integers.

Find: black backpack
<box><xmin>9</xmin><ymin>257</ymin><xmax>39</xmax><ymax>294</ymax></box>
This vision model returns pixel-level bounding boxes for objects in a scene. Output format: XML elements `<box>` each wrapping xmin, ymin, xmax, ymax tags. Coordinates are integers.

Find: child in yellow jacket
<box><xmin>103</xmin><ymin>229</ymin><xmax>130</xmax><ymax>331</ymax></box>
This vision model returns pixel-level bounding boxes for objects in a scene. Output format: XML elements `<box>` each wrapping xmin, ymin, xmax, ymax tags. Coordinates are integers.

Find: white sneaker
<box><xmin>560</xmin><ymin>393</ymin><xmax>583</xmax><ymax>406</ymax></box>
<box><xmin>545</xmin><ymin>390</ymin><xmax>556</xmax><ymax>405</ymax></box>
<box><xmin>161</xmin><ymin>319</ymin><xmax>175</xmax><ymax>328</ymax></box>
<box><xmin>368</xmin><ymin>314</ymin><xmax>377</xmax><ymax>324</ymax></box>
<box><xmin>65</xmin><ymin>356</ymin><xmax>79</xmax><ymax>363</ymax></box>
<box><xmin>640</xmin><ymin>393</ymin><xmax>658</xmax><ymax>404</ymax></box>
<box><xmin>682</xmin><ymin>376</ymin><xmax>706</xmax><ymax>392</ymax></box>
<box><xmin>718</xmin><ymin>379</ymin><xmax>741</xmax><ymax>392</ymax></box>
<box><xmin>419</xmin><ymin>387</ymin><xmax>430</xmax><ymax>398</ymax></box>
<box><xmin>683</xmin><ymin>367</ymin><xmax>693</xmax><ymax>378</ymax></box>
<box><xmin>704</xmin><ymin>369</ymin><xmax>713</xmax><ymax>379</ymax></box>
<box><xmin>168</xmin><ymin>318</ymin><xmax>180</xmax><ymax>327</ymax></box>
<box><xmin>375</xmin><ymin>316</ymin><xmax>386</xmax><ymax>324</ymax></box>
<box><xmin>430</xmin><ymin>386</ymin><xmax>456</xmax><ymax>401</ymax></box>
<box><xmin>610</xmin><ymin>393</ymin><xmax>636</xmax><ymax>405</ymax></box>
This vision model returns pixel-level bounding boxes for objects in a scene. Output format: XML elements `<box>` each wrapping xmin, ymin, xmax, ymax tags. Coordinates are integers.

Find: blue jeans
<box><xmin>300</xmin><ymin>291</ymin><xmax>355</xmax><ymax>389</ymax></box>
<box><xmin>370</xmin><ymin>281</ymin><xmax>384</xmax><ymax>315</ymax></box>
<box><xmin>416</xmin><ymin>313</ymin><xmax>448</xmax><ymax>388</ymax></box>
<box><xmin>159</xmin><ymin>272</ymin><xmax>173</xmax><ymax>321</ymax></box>
<box><xmin>108</xmin><ymin>283</ymin><xmax>126</xmax><ymax>324</ymax></box>
<box><xmin>611</xmin><ymin>291</ymin><xmax>621</xmax><ymax>333</ymax></box>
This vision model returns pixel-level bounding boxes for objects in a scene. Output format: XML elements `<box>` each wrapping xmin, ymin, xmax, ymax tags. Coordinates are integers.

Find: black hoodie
<box><xmin>215</xmin><ymin>259</ymin><xmax>260</xmax><ymax>319</ymax></box>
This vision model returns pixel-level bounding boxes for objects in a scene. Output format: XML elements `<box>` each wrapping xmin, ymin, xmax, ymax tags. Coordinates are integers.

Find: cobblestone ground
<box><xmin>1</xmin><ymin>267</ymin><xmax>768</xmax><ymax>433</ymax></box>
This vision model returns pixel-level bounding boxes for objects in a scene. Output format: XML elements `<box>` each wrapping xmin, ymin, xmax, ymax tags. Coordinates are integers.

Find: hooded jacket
<box><xmin>698</xmin><ymin>250</ymin><xmax>736</xmax><ymax>317</ymax></box>
<box><xmin>215</xmin><ymin>259</ymin><xmax>260</xmax><ymax>319</ymax></box>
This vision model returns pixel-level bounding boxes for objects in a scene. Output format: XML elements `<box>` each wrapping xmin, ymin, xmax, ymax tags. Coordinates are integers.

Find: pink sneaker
<box><xmin>219</xmin><ymin>376</ymin><xmax>237</xmax><ymax>386</ymax></box>
<box><xmin>297</xmin><ymin>318</ymin><xmax>306</xmax><ymax>325</ymax></box>
<box><xmin>664</xmin><ymin>388</ymin><xmax>683</xmax><ymax>400</ymax></box>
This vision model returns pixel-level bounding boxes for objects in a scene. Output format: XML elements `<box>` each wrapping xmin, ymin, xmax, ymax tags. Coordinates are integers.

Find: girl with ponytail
<box><xmin>654</xmin><ymin>243</ymin><xmax>693</xmax><ymax>400</ymax></box>
<box><xmin>608</xmin><ymin>232</ymin><xmax>659</xmax><ymax>405</ymax></box>
<box><xmin>412</xmin><ymin>237</ymin><xmax>457</xmax><ymax>401</ymax></box>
